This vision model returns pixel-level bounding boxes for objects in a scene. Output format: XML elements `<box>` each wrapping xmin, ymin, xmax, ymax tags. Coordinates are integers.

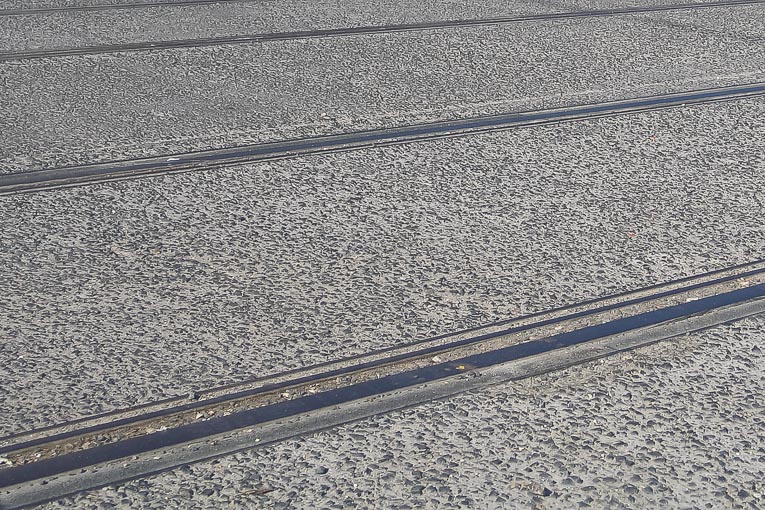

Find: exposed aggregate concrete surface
<box><xmin>0</xmin><ymin>0</ymin><xmax>732</xmax><ymax>12</ymax></box>
<box><xmin>636</xmin><ymin>3</ymin><xmax>765</xmax><ymax>42</ymax></box>
<box><xmin>0</xmin><ymin>0</ymin><xmax>216</xmax><ymax>8</ymax></box>
<box><xmin>1</xmin><ymin>97</ymin><xmax>764</xmax><ymax>435</ymax></box>
<box><xmin>2</xmin><ymin>0</ymin><xmax>764</xmax><ymax>506</ymax></box>
<box><xmin>559</xmin><ymin>0</ymin><xmax>743</xmax><ymax>8</ymax></box>
<box><xmin>0</xmin><ymin>0</ymin><xmax>562</xmax><ymax>51</ymax></box>
<box><xmin>4</xmin><ymin>0</ymin><xmax>758</xmax><ymax>53</ymax></box>
<box><xmin>39</xmin><ymin>313</ymin><xmax>765</xmax><ymax>509</ymax></box>
<box><xmin>2</xmin><ymin>6</ymin><xmax>765</xmax><ymax>173</ymax></box>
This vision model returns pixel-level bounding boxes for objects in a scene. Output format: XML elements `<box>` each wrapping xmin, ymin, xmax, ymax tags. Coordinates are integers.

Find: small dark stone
<box><xmin>315</xmin><ymin>466</ymin><xmax>329</xmax><ymax>475</ymax></box>
<box><xmin>410</xmin><ymin>485</ymin><xmax>425</xmax><ymax>495</ymax></box>
<box><xmin>541</xmin><ymin>487</ymin><xmax>553</xmax><ymax>497</ymax></box>
<box><xmin>738</xmin><ymin>489</ymin><xmax>750</xmax><ymax>499</ymax></box>
<box><xmin>201</xmin><ymin>489</ymin><xmax>214</xmax><ymax>496</ymax></box>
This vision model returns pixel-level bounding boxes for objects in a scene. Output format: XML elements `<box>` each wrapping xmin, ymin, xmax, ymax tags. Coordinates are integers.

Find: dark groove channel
<box><xmin>2</xmin><ymin>260</ymin><xmax>764</xmax><ymax>456</ymax></box>
<box><xmin>0</xmin><ymin>0</ymin><xmax>266</xmax><ymax>16</ymax></box>
<box><xmin>2</xmin><ymin>282</ymin><xmax>765</xmax><ymax>489</ymax></box>
<box><xmin>2</xmin><ymin>82</ymin><xmax>764</xmax><ymax>195</ymax></box>
<box><xmin>1</xmin><ymin>0</ymin><xmax>763</xmax><ymax>60</ymax></box>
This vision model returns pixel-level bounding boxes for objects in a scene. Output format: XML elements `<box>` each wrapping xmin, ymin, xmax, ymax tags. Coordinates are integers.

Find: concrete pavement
<box><xmin>1</xmin><ymin>0</ymin><xmax>763</xmax><ymax>507</ymax></box>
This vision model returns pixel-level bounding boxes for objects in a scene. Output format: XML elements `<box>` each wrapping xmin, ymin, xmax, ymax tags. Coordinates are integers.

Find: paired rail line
<box><xmin>1</xmin><ymin>0</ymin><xmax>763</xmax><ymax>61</ymax></box>
<box><xmin>2</xmin><ymin>82</ymin><xmax>764</xmax><ymax>195</ymax></box>
<box><xmin>2</xmin><ymin>260</ymin><xmax>765</xmax><ymax>508</ymax></box>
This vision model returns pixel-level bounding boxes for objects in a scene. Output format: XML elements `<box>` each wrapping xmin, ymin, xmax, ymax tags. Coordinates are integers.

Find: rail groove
<box><xmin>2</xmin><ymin>261</ymin><xmax>765</xmax><ymax>508</ymax></box>
<box><xmin>2</xmin><ymin>82</ymin><xmax>764</xmax><ymax>195</ymax></box>
<box><xmin>1</xmin><ymin>259</ymin><xmax>763</xmax><ymax>455</ymax></box>
<box><xmin>1</xmin><ymin>0</ymin><xmax>763</xmax><ymax>60</ymax></box>
<box><xmin>0</xmin><ymin>0</ymin><xmax>261</xmax><ymax>16</ymax></box>
<box><xmin>1</xmin><ymin>258</ymin><xmax>761</xmax><ymax>451</ymax></box>
<box><xmin>1</xmin><ymin>0</ymin><xmax>759</xmax><ymax>16</ymax></box>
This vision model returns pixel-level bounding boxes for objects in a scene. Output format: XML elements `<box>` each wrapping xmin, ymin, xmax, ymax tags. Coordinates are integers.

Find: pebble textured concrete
<box><xmin>560</xmin><ymin>0</ymin><xmax>738</xmax><ymax>8</ymax></box>
<box><xmin>6</xmin><ymin>0</ymin><xmax>758</xmax><ymax>54</ymax></box>
<box><xmin>0</xmin><ymin>0</ymin><xmax>561</xmax><ymax>52</ymax></box>
<box><xmin>639</xmin><ymin>4</ymin><xmax>765</xmax><ymax>42</ymax></box>
<box><xmin>0</xmin><ymin>0</ymin><xmax>730</xmax><ymax>12</ymax></box>
<box><xmin>2</xmin><ymin>6</ymin><xmax>765</xmax><ymax>173</ymax></box>
<box><xmin>3</xmin><ymin>0</ymin><xmax>764</xmax><ymax>507</ymax></box>
<box><xmin>1</xmin><ymin>0</ymin><xmax>210</xmax><ymax>8</ymax></box>
<box><xmin>1</xmin><ymin>97</ymin><xmax>764</xmax><ymax>435</ymax></box>
<box><xmin>40</xmin><ymin>313</ymin><xmax>765</xmax><ymax>509</ymax></box>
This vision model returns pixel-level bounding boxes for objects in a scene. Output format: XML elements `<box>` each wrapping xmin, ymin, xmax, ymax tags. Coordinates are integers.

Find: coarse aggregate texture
<box><xmin>0</xmin><ymin>0</ymin><xmax>732</xmax><ymax>11</ymax></box>
<box><xmin>5</xmin><ymin>0</ymin><xmax>756</xmax><ymax>54</ymax></box>
<box><xmin>638</xmin><ymin>3</ymin><xmax>765</xmax><ymax>42</ymax></box>
<box><xmin>1</xmin><ymin>97</ymin><xmax>765</xmax><ymax>435</ymax></box>
<box><xmin>0</xmin><ymin>0</ymin><xmax>227</xmax><ymax>9</ymax></box>
<box><xmin>559</xmin><ymin>0</ymin><xmax>737</xmax><ymax>8</ymax></box>
<box><xmin>0</xmin><ymin>0</ymin><xmax>561</xmax><ymax>52</ymax></box>
<box><xmin>38</xmin><ymin>313</ymin><xmax>765</xmax><ymax>509</ymax></box>
<box><xmin>2</xmin><ymin>7</ymin><xmax>765</xmax><ymax>174</ymax></box>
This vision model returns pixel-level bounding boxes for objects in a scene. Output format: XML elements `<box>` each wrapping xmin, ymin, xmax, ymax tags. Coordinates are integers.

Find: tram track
<box><xmin>2</xmin><ymin>258</ymin><xmax>763</xmax><ymax>454</ymax></box>
<box><xmin>1</xmin><ymin>82</ymin><xmax>764</xmax><ymax>195</ymax></box>
<box><xmin>0</xmin><ymin>0</ymin><xmax>266</xmax><ymax>16</ymax></box>
<box><xmin>0</xmin><ymin>0</ymin><xmax>763</xmax><ymax>61</ymax></box>
<box><xmin>2</xmin><ymin>260</ymin><xmax>765</xmax><ymax>508</ymax></box>
<box><xmin>2</xmin><ymin>0</ymin><xmax>759</xmax><ymax>16</ymax></box>
<box><xmin>2</xmin><ymin>0</ymin><xmax>764</xmax><ymax>506</ymax></box>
